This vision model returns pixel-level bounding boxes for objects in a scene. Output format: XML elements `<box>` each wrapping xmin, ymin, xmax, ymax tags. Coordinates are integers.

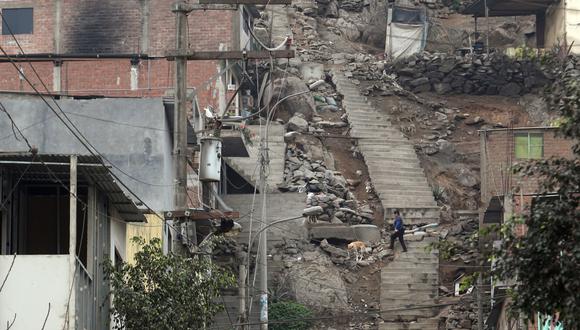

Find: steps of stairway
<box><xmin>379</xmin><ymin>321</ymin><xmax>438</xmax><ymax>330</ymax></box>
<box><xmin>367</xmin><ymin>168</ymin><xmax>427</xmax><ymax>176</ymax></box>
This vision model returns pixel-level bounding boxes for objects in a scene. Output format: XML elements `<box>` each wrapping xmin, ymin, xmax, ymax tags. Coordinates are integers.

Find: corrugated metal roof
<box><xmin>0</xmin><ymin>153</ymin><xmax>145</xmax><ymax>222</ymax></box>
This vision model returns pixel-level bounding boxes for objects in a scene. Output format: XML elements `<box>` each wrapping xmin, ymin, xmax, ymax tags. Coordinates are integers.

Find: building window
<box><xmin>1</xmin><ymin>8</ymin><xmax>33</xmax><ymax>35</ymax></box>
<box><xmin>515</xmin><ymin>132</ymin><xmax>544</xmax><ymax>159</ymax></box>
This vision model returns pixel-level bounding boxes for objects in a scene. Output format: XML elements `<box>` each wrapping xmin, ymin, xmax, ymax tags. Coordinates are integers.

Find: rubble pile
<box><xmin>444</xmin><ymin>295</ymin><xmax>479</xmax><ymax>330</ymax></box>
<box><xmin>386</xmin><ymin>52</ymin><xmax>547</xmax><ymax>96</ymax></box>
<box><xmin>282</xmin><ymin>138</ymin><xmax>375</xmax><ymax>225</ymax></box>
<box><xmin>439</xmin><ymin>215</ymin><xmax>479</xmax><ymax>264</ymax></box>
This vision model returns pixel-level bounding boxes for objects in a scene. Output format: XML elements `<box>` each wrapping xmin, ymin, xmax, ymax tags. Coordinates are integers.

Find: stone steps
<box><xmin>333</xmin><ymin>73</ymin><xmax>440</xmax><ymax>327</ymax></box>
<box><xmin>380</xmin><ymin>319</ymin><xmax>439</xmax><ymax>330</ymax></box>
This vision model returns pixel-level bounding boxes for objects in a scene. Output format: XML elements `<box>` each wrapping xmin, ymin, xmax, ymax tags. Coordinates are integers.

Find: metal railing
<box><xmin>75</xmin><ymin>258</ymin><xmax>94</xmax><ymax>330</ymax></box>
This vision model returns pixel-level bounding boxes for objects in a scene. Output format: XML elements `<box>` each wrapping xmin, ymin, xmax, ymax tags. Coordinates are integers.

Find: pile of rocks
<box><xmin>439</xmin><ymin>215</ymin><xmax>479</xmax><ymax>264</ymax></box>
<box><xmin>444</xmin><ymin>295</ymin><xmax>478</xmax><ymax>330</ymax></box>
<box><xmin>386</xmin><ymin>51</ymin><xmax>547</xmax><ymax>96</ymax></box>
<box><xmin>283</xmin><ymin>142</ymin><xmax>376</xmax><ymax>224</ymax></box>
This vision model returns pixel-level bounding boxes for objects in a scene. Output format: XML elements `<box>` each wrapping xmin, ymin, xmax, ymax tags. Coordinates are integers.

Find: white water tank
<box><xmin>199</xmin><ymin>137</ymin><xmax>222</xmax><ymax>182</ymax></box>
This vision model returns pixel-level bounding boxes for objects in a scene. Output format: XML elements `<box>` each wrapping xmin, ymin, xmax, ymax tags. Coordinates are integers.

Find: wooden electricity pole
<box><xmin>171</xmin><ymin>2</ymin><xmax>190</xmax><ymax>255</ymax></box>
<box><xmin>170</xmin><ymin>1</ymin><xmax>293</xmax><ymax>328</ymax></box>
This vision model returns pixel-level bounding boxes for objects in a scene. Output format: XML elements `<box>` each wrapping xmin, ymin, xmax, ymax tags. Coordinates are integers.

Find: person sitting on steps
<box><xmin>389</xmin><ymin>210</ymin><xmax>407</xmax><ymax>252</ymax></box>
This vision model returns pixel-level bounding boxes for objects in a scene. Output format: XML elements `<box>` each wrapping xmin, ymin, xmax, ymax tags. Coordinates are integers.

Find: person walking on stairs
<box><xmin>389</xmin><ymin>210</ymin><xmax>407</xmax><ymax>252</ymax></box>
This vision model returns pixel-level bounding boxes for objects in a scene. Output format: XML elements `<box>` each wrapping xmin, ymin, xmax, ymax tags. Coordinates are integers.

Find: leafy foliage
<box><xmin>269</xmin><ymin>301</ymin><xmax>313</xmax><ymax>330</ymax></box>
<box><xmin>432</xmin><ymin>185</ymin><xmax>446</xmax><ymax>204</ymax></box>
<box><xmin>492</xmin><ymin>56</ymin><xmax>580</xmax><ymax>328</ymax></box>
<box><xmin>426</xmin><ymin>239</ymin><xmax>457</xmax><ymax>260</ymax></box>
<box><xmin>104</xmin><ymin>237</ymin><xmax>235</xmax><ymax>330</ymax></box>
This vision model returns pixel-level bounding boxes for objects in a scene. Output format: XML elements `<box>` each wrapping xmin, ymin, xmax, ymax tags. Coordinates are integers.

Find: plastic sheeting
<box><xmin>385</xmin><ymin>6</ymin><xmax>428</xmax><ymax>60</ymax></box>
<box><xmin>386</xmin><ymin>23</ymin><xmax>426</xmax><ymax>59</ymax></box>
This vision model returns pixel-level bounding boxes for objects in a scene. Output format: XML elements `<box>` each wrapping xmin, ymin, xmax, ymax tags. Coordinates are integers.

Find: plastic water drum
<box><xmin>199</xmin><ymin>137</ymin><xmax>222</xmax><ymax>182</ymax></box>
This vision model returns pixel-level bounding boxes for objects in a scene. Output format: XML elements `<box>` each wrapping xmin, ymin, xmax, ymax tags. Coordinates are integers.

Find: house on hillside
<box><xmin>464</xmin><ymin>0</ymin><xmax>580</xmax><ymax>54</ymax></box>
<box><xmin>0</xmin><ymin>0</ymin><xmax>260</xmax><ymax>114</ymax></box>
<box><xmin>0</xmin><ymin>93</ymin><xmax>206</xmax><ymax>328</ymax></box>
<box><xmin>0</xmin><ymin>154</ymin><xmax>144</xmax><ymax>330</ymax></box>
<box><xmin>478</xmin><ymin>126</ymin><xmax>576</xmax><ymax>329</ymax></box>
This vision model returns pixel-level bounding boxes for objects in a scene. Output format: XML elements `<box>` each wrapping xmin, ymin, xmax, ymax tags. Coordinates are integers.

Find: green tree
<box><xmin>492</xmin><ymin>57</ymin><xmax>580</xmax><ymax>328</ymax></box>
<box><xmin>104</xmin><ymin>237</ymin><xmax>235</xmax><ymax>330</ymax></box>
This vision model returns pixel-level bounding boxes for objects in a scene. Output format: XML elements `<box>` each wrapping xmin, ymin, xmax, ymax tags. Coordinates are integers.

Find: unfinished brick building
<box><xmin>480</xmin><ymin>127</ymin><xmax>576</xmax><ymax>227</ymax></box>
<box><xmin>0</xmin><ymin>0</ymin><xmax>256</xmax><ymax>111</ymax></box>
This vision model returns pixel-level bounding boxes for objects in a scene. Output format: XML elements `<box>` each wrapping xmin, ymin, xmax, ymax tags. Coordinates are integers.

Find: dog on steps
<box><xmin>347</xmin><ymin>241</ymin><xmax>367</xmax><ymax>262</ymax></box>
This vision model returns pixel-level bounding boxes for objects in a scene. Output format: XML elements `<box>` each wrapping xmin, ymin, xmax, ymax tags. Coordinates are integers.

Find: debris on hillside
<box><xmin>440</xmin><ymin>294</ymin><xmax>480</xmax><ymax>330</ymax></box>
<box><xmin>282</xmin><ymin>126</ymin><xmax>377</xmax><ymax>225</ymax></box>
<box><xmin>438</xmin><ymin>213</ymin><xmax>479</xmax><ymax>264</ymax></box>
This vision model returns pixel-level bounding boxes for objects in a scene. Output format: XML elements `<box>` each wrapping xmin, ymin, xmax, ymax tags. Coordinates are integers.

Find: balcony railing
<box><xmin>75</xmin><ymin>257</ymin><xmax>94</xmax><ymax>330</ymax></box>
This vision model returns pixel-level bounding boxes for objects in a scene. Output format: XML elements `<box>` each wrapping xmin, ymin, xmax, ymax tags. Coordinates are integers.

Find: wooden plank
<box><xmin>198</xmin><ymin>0</ymin><xmax>291</xmax><ymax>4</ymax></box>
<box><xmin>166</xmin><ymin>49</ymin><xmax>294</xmax><ymax>60</ymax></box>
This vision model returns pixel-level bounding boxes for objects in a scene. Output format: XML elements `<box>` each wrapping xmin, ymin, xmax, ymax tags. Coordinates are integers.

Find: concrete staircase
<box><xmin>333</xmin><ymin>73</ymin><xmax>440</xmax><ymax>329</ymax></box>
<box><xmin>379</xmin><ymin>237</ymin><xmax>440</xmax><ymax>329</ymax></box>
<box><xmin>332</xmin><ymin>75</ymin><xmax>439</xmax><ymax>225</ymax></box>
<box><xmin>224</xmin><ymin>123</ymin><xmax>286</xmax><ymax>192</ymax></box>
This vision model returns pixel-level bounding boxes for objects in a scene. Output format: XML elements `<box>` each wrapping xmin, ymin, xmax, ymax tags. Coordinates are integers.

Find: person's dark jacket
<box><xmin>393</xmin><ymin>216</ymin><xmax>404</xmax><ymax>232</ymax></box>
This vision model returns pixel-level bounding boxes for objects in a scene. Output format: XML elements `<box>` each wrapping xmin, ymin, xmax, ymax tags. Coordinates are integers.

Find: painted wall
<box><xmin>0</xmin><ymin>255</ymin><xmax>71</xmax><ymax>330</ymax></box>
<box><xmin>125</xmin><ymin>214</ymin><xmax>163</xmax><ymax>264</ymax></box>
<box><xmin>110</xmin><ymin>207</ymin><xmax>127</xmax><ymax>264</ymax></box>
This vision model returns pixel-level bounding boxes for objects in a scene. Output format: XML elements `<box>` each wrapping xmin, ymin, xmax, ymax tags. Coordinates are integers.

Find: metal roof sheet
<box><xmin>0</xmin><ymin>153</ymin><xmax>146</xmax><ymax>222</ymax></box>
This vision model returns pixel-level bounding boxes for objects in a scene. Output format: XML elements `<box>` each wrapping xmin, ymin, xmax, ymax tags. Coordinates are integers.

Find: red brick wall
<box><xmin>60</xmin><ymin>0</ymin><xmax>143</xmax><ymax>54</ymax></box>
<box><xmin>148</xmin><ymin>1</ymin><xmax>236</xmax><ymax>56</ymax></box>
<box><xmin>0</xmin><ymin>0</ymin><xmax>54</xmax><ymax>54</ymax></box>
<box><xmin>0</xmin><ymin>0</ymin><xmax>239</xmax><ymax>108</ymax></box>
<box><xmin>480</xmin><ymin>128</ymin><xmax>576</xmax><ymax>205</ymax></box>
<box><xmin>0</xmin><ymin>61</ymin><xmax>54</xmax><ymax>92</ymax></box>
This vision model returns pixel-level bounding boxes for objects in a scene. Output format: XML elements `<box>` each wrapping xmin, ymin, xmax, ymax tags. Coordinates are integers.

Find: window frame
<box><xmin>1</xmin><ymin>7</ymin><xmax>34</xmax><ymax>35</ymax></box>
<box><xmin>514</xmin><ymin>132</ymin><xmax>544</xmax><ymax>159</ymax></box>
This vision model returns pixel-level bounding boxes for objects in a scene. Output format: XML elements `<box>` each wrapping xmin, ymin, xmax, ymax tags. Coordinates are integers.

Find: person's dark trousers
<box><xmin>389</xmin><ymin>230</ymin><xmax>407</xmax><ymax>252</ymax></box>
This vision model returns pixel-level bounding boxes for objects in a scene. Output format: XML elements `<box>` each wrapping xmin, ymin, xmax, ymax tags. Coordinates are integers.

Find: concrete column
<box><xmin>140</xmin><ymin>0</ymin><xmax>150</xmax><ymax>53</ymax></box>
<box><xmin>68</xmin><ymin>155</ymin><xmax>77</xmax><ymax>330</ymax></box>
<box><xmin>54</xmin><ymin>0</ymin><xmax>62</xmax><ymax>53</ymax></box>
<box><xmin>53</xmin><ymin>60</ymin><xmax>62</xmax><ymax>92</ymax></box>
<box><xmin>130</xmin><ymin>59</ymin><xmax>139</xmax><ymax>91</ymax></box>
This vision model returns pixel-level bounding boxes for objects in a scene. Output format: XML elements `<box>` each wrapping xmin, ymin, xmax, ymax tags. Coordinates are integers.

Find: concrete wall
<box><xmin>0</xmin><ymin>255</ymin><xmax>71</xmax><ymax>330</ymax></box>
<box><xmin>544</xmin><ymin>2</ymin><xmax>567</xmax><ymax>50</ymax></box>
<box><xmin>566</xmin><ymin>0</ymin><xmax>580</xmax><ymax>54</ymax></box>
<box><xmin>544</xmin><ymin>0</ymin><xmax>580</xmax><ymax>54</ymax></box>
<box><xmin>222</xmin><ymin>193</ymin><xmax>308</xmax><ymax>248</ymax></box>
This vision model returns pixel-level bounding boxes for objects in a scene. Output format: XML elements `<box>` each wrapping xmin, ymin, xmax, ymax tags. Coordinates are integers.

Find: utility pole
<box><xmin>172</xmin><ymin>2</ymin><xmax>189</xmax><ymax>255</ymax></box>
<box><xmin>258</xmin><ymin>125</ymin><xmax>269</xmax><ymax>330</ymax></box>
<box><xmin>477</xmin><ymin>272</ymin><xmax>484</xmax><ymax>330</ymax></box>
<box><xmin>167</xmin><ymin>1</ymin><xmax>293</xmax><ymax>327</ymax></box>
